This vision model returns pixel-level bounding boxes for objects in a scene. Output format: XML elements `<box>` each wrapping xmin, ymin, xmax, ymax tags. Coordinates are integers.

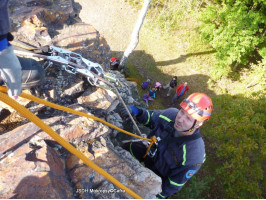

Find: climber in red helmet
<box><xmin>121</xmin><ymin>93</ymin><xmax>213</xmax><ymax>199</ymax></box>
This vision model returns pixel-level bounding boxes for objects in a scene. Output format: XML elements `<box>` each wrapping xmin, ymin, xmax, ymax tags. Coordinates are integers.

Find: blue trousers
<box><xmin>171</xmin><ymin>93</ymin><xmax>181</xmax><ymax>103</ymax></box>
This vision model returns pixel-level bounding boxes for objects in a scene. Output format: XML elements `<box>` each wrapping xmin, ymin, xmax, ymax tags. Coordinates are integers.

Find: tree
<box><xmin>119</xmin><ymin>0</ymin><xmax>151</xmax><ymax>71</ymax></box>
<box><xmin>198</xmin><ymin>0</ymin><xmax>265</xmax><ymax>73</ymax></box>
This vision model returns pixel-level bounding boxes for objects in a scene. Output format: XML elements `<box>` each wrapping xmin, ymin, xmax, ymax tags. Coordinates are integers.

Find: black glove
<box><xmin>120</xmin><ymin>105</ymin><xmax>140</xmax><ymax>120</ymax></box>
<box><xmin>7</xmin><ymin>32</ymin><xmax>14</xmax><ymax>41</ymax></box>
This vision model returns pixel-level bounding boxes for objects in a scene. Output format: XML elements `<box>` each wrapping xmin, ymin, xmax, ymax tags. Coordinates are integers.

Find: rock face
<box><xmin>9</xmin><ymin>0</ymin><xmax>75</xmax><ymax>46</ymax></box>
<box><xmin>52</xmin><ymin>23</ymin><xmax>110</xmax><ymax>68</ymax></box>
<box><xmin>0</xmin><ymin>0</ymin><xmax>162</xmax><ymax>199</ymax></box>
<box><xmin>0</xmin><ymin>126</ymin><xmax>73</xmax><ymax>198</ymax></box>
<box><xmin>77</xmin><ymin>87</ymin><xmax>119</xmax><ymax>112</ymax></box>
<box><xmin>67</xmin><ymin>144</ymin><xmax>161</xmax><ymax>199</ymax></box>
<box><xmin>0</xmin><ymin>104</ymin><xmax>161</xmax><ymax>198</ymax></box>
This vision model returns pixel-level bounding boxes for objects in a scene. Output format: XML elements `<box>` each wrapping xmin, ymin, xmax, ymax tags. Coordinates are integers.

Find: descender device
<box><xmin>14</xmin><ymin>44</ymin><xmax>121</xmax><ymax>88</ymax></box>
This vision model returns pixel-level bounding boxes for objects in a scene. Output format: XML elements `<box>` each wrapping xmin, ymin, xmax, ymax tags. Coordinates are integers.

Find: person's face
<box><xmin>174</xmin><ymin>109</ymin><xmax>198</xmax><ymax>133</ymax></box>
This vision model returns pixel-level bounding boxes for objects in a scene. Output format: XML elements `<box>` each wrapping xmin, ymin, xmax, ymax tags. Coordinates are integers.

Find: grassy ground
<box><xmin>122</xmin><ymin>4</ymin><xmax>218</xmax><ymax>108</ymax></box>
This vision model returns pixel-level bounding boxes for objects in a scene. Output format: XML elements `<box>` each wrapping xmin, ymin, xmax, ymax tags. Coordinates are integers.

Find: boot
<box><xmin>0</xmin><ymin>57</ymin><xmax>45</xmax><ymax>123</ymax></box>
<box><xmin>0</xmin><ymin>56</ymin><xmax>45</xmax><ymax>89</ymax></box>
<box><xmin>18</xmin><ymin>56</ymin><xmax>45</xmax><ymax>89</ymax></box>
<box><xmin>0</xmin><ymin>108</ymin><xmax>11</xmax><ymax>122</ymax></box>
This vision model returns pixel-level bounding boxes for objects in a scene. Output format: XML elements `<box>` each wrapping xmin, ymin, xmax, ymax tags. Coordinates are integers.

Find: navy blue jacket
<box><xmin>0</xmin><ymin>0</ymin><xmax>10</xmax><ymax>35</ymax></box>
<box><xmin>136</xmin><ymin>108</ymin><xmax>206</xmax><ymax>198</ymax></box>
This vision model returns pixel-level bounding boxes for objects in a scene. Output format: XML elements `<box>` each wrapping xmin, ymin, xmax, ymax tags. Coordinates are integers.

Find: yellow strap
<box><xmin>0</xmin><ymin>90</ymin><xmax>142</xmax><ymax>199</ymax></box>
<box><xmin>126</xmin><ymin>78</ymin><xmax>140</xmax><ymax>84</ymax></box>
<box><xmin>0</xmin><ymin>86</ymin><xmax>151</xmax><ymax>142</ymax></box>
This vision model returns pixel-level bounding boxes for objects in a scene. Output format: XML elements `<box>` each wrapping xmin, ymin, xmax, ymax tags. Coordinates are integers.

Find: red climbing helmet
<box><xmin>180</xmin><ymin>93</ymin><xmax>213</xmax><ymax>122</ymax></box>
<box><xmin>110</xmin><ymin>57</ymin><xmax>120</xmax><ymax>66</ymax></box>
<box><xmin>110</xmin><ymin>57</ymin><xmax>120</xmax><ymax>70</ymax></box>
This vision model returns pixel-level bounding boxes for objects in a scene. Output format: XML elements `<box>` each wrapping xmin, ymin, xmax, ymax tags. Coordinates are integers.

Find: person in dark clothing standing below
<box><xmin>163</xmin><ymin>76</ymin><xmax>178</xmax><ymax>97</ymax></box>
<box><xmin>171</xmin><ymin>82</ymin><xmax>189</xmax><ymax>104</ymax></box>
<box><xmin>121</xmin><ymin>93</ymin><xmax>213</xmax><ymax>199</ymax></box>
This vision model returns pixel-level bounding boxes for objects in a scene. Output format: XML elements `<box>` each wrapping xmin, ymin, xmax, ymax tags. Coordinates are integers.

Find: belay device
<box><xmin>44</xmin><ymin>46</ymin><xmax>105</xmax><ymax>86</ymax></box>
<box><xmin>14</xmin><ymin>45</ymin><xmax>121</xmax><ymax>88</ymax></box>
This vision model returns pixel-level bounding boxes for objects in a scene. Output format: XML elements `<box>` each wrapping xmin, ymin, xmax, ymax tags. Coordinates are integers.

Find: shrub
<box><xmin>198</xmin><ymin>1</ymin><xmax>265</xmax><ymax>75</ymax></box>
<box><xmin>203</xmin><ymin>94</ymin><xmax>265</xmax><ymax>198</ymax></box>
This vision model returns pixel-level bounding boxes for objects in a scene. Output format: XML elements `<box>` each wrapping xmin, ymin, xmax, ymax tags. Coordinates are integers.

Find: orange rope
<box><xmin>0</xmin><ymin>85</ymin><xmax>158</xmax><ymax>198</ymax></box>
<box><xmin>0</xmin><ymin>86</ymin><xmax>151</xmax><ymax>142</ymax></box>
<box><xmin>0</xmin><ymin>89</ymin><xmax>142</xmax><ymax>199</ymax></box>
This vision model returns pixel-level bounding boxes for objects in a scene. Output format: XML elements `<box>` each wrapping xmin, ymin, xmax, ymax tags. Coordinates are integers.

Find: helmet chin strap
<box><xmin>181</xmin><ymin>120</ymin><xmax>197</xmax><ymax>133</ymax></box>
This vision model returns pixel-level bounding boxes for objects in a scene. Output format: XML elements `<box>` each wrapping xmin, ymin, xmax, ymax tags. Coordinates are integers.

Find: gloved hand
<box><xmin>120</xmin><ymin>105</ymin><xmax>139</xmax><ymax>120</ymax></box>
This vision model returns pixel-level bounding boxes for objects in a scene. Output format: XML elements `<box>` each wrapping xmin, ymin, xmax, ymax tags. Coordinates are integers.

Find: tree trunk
<box><xmin>119</xmin><ymin>0</ymin><xmax>151</xmax><ymax>71</ymax></box>
<box><xmin>233</xmin><ymin>62</ymin><xmax>239</xmax><ymax>71</ymax></box>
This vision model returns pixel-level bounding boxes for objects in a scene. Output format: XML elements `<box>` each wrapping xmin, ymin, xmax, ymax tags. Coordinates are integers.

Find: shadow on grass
<box><xmin>156</xmin><ymin>50</ymin><xmax>216</xmax><ymax>66</ymax></box>
<box><xmin>111</xmin><ymin>49</ymin><xmax>215</xmax><ymax>109</ymax></box>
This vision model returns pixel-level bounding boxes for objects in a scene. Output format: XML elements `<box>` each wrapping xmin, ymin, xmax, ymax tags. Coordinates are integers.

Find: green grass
<box><xmin>175</xmin><ymin>176</ymin><xmax>216</xmax><ymax>199</ymax></box>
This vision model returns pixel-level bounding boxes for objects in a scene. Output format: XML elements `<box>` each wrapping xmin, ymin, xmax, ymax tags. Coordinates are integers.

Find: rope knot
<box><xmin>150</xmin><ymin>136</ymin><xmax>157</xmax><ymax>144</ymax></box>
<box><xmin>143</xmin><ymin>136</ymin><xmax>157</xmax><ymax>159</ymax></box>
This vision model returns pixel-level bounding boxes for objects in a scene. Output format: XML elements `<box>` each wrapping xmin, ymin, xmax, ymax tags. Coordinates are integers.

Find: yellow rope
<box><xmin>126</xmin><ymin>78</ymin><xmax>140</xmax><ymax>84</ymax></box>
<box><xmin>0</xmin><ymin>85</ymin><xmax>158</xmax><ymax>197</ymax></box>
<box><xmin>0</xmin><ymin>86</ymin><xmax>151</xmax><ymax>142</ymax></box>
<box><xmin>0</xmin><ymin>90</ymin><xmax>142</xmax><ymax>199</ymax></box>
